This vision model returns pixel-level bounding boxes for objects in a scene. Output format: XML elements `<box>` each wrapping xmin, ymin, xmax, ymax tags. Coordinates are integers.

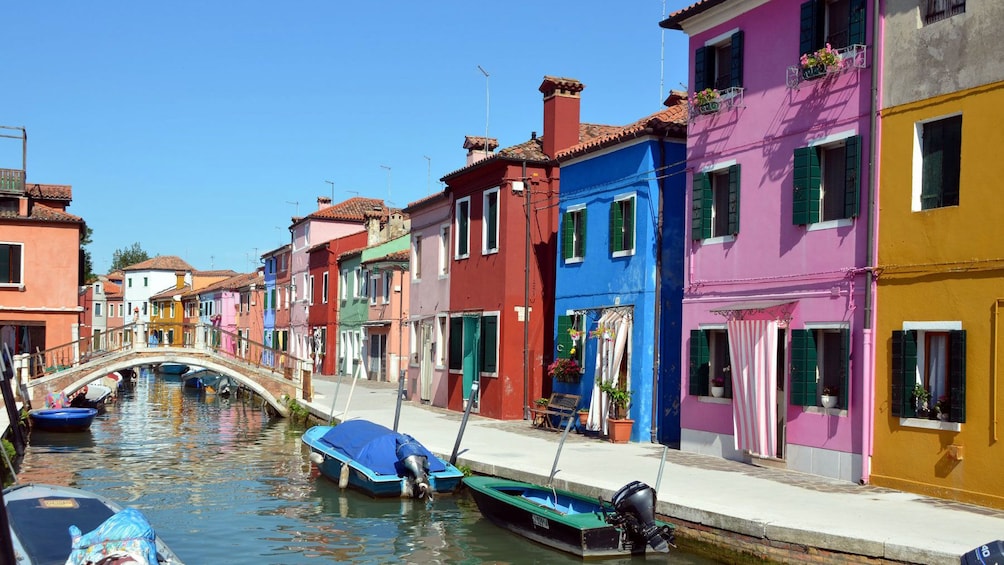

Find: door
<box><xmin>419</xmin><ymin>322</ymin><xmax>433</xmax><ymax>402</ymax></box>
<box><xmin>776</xmin><ymin>327</ymin><xmax>787</xmax><ymax>460</ymax></box>
<box><xmin>462</xmin><ymin>316</ymin><xmax>481</xmax><ymax>413</ymax></box>
<box><xmin>369</xmin><ymin>333</ymin><xmax>387</xmax><ymax>381</ymax></box>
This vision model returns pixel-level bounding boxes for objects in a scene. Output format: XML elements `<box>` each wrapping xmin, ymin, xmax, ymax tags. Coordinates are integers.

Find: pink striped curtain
<box><xmin>727</xmin><ymin>319</ymin><xmax>779</xmax><ymax>457</ymax></box>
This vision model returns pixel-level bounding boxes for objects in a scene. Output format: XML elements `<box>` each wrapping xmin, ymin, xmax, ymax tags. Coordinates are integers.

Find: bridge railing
<box><xmin>28</xmin><ymin>323</ymin><xmax>139</xmax><ymax>379</ymax></box>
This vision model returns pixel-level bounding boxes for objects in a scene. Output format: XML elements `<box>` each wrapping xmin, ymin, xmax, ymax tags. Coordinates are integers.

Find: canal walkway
<box><xmin>301</xmin><ymin>376</ymin><xmax>1004</xmax><ymax>565</ymax></box>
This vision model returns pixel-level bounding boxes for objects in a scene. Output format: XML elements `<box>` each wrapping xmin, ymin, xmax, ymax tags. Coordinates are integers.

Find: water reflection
<box><xmin>15</xmin><ymin>372</ymin><xmax>718</xmax><ymax>564</ymax></box>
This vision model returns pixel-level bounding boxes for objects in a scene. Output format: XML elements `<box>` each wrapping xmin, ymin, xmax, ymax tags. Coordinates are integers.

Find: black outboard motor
<box><xmin>607</xmin><ymin>481</ymin><xmax>676</xmax><ymax>553</ymax></box>
<box><xmin>960</xmin><ymin>540</ymin><xmax>1004</xmax><ymax>564</ymax></box>
<box><xmin>395</xmin><ymin>436</ymin><xmax>431</xmax><ymax>498</ymax></box>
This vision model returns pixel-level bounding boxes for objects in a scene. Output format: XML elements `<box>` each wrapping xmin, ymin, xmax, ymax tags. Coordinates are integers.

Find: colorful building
<box><xmin>336</xmin><ymin>249</ymin><xmax>367</xmax><ymax>379</ymax></box>
<box><xmin>553</xmin><ymin>95</ymin><xmax>688</xmax><ymax>444</ymax></box>
<box><xmin>360</xmin><ymin>235</ymin><xmax>410</xmax><ymax>384</ymax></box>
<box><xmin>663</xmin><ymin>0</ymin><xmax>876</xmax><ymax>481</ymax></box>
<box><xmin>306</xmin><ymin>231</ymin><xmax>368</xmax><ymax>376</ymax></box>
<box><xmin>871</xmin><ymin>0</ymin><xmax>1004</xmax><ymax>508</ymax></box>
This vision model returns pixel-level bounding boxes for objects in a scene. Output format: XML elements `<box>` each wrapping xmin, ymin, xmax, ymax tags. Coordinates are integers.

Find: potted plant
<box><xmin>800</xmin><ymin>43</ymin><xmax>841</xmax><ymax>80</ymax></box>
<box><xmin>577</xmin><ymin>407</ymin><xmax>589</xmax><ymax>428</ymax></box>
<box><xmin>935</xmin><ymin>395</ymin><xmax>951</xmax><ymax>421</ymax></box>
<box><xmin>912</xmin><ymin>384</ymin><xmax>931</xmax><ymax>417</ymax></box>
<box><xmin>692</xmin><ymin>87</ymin><xmax>721</xmax><ymax>114</ymax></box>
<box><xmin>821</xmin><ymin>385</ymin><xmax>839</xmax><ymax>409</ymax></box>
<box><xmin>547</xmin><ymin>357</ymin><xmax>582</xmax><ymax>383</ymax></box>
<box><xmin>598</xmin><ymin>379</ymin><xmax>633</xmax><ymax>443</ymax></box>
<box><xmin>532</xmin><ymin>397</ymin><xmax>549</xmax><ymax>426</ymax></box>
<box><xmin>711</xmin><ymin>376</ymin><xmax>726</xmax><ymax>398</ymax></box>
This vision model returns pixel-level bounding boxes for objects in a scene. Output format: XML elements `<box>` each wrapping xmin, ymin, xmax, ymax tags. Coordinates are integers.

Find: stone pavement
<box><xmin>300</xmin><ymin>376</ymin><xmax>1004</xmax><ymax>565</ymax></box>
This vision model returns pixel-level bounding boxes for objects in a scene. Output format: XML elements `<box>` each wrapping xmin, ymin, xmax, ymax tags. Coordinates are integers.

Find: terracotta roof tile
<box><xmin>26</xmin><ymin>183</ymin><xmax>72</xmax><ymax>200</ymax></box>
<box><xmin>362</xmin><ymin>249</ymin><xmax>410</xmax><ymax>266</ymax></box>
<box><xmin>404</xmin><ymin>190</ymin><xmax>448</xmax><ymax>213</ymax></box>
<box><xmin>0</xmin><ymin>203</ymin><xmax>84</xmax><ymax>224</ymax></box>
<box><xmin>555</xmin><ymin>96</ymin><xmax>689</xmax><ymax>161</ymax></box>
<box><xmin>195</xmin><ymin>269</ymin><xmax>240</xmax><ymax>277</ymax></box>
<box><xmin>659</xmin><ymin>0</ymin><xmax>729</xmax><ymax>29</ymax></box>
<box><xmin>304</xmin><ymin>196</ymin><xmax>386</xmax><ymax>223</ymax></box>
<box><xmin>150</xmin><ymin>283</ymin><xmax>190</xmax><ymax>301</ymax></box>
<box><xmin>123</xmin><ymin>256</ymin><xmax>195</xmax><ymax>272</ymax></box>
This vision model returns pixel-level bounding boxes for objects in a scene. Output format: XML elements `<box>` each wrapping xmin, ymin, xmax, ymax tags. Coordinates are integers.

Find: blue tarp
<box><xmin>67</xmin><ymin>507</ymin><xmax>159</xmax><ymax>564</ymax></box>
<box><xmin>319</xmin><ymin>420</ymin><xmax>447</xmax><ymax>476</ymax></box>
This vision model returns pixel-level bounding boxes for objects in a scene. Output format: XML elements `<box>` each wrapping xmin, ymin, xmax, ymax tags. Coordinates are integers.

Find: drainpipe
<box><xmin>523</xmin><ymin>160</ymin><xmax>531</xmax><ymax>419</ymax></box>
<box><xmin>861</xmin><ymin>0</ymin><xmax>882</xmax><ymax>484</ymax></box>
<box><xmin>994</xmin><ymin>300</ymin><xmax>1002</xmax><ymax>442</ymax></box>
<box><xmin>651</xmin><ymin>138</ymin><xmax>666</xmax><ymax>443</ymax></box>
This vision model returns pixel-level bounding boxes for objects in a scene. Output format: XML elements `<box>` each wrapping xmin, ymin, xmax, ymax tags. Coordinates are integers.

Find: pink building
<box><xmin>663</xmin><ymin>0</ymin><xmax>875</xmax><ymax>483</ymax></box>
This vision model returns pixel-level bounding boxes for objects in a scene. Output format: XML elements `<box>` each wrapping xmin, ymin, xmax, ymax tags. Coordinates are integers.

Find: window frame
<box><xmin>799</xmin><ymin>0</ymin><xmax>867</xmax><ymax>56</ymax></box>
<box><xmin>0</xmin><ymin>242</ymin><xmax>23</xmax><ymax>286</ymax></box>
<box><xmin>924</xmin><ymin>0</ymin><xmax>966</xmax><ymax>25</ymax></box>
<box><xmin>793</xmin><ymin>132</ymin><xmax>860</xmax><ymax>228</ymax></box>
<box><xmin>791</xmin><ymin>324</ymin><xmax>850</xmax><ymax>410</ymax></box>
<box><xmin>455</xmin><ymin>196</ymin><xmax>471</xmax><ymax>260</ymax></box>
<box><xmin>689</xmin><ymin>326</ymin><xmax>733</xmax><ymax>399</ymax></box>
<box><xmin>694</xmin><ymin>28</ymin><xmax>744</xmax><ymax>93</ymax></box>
<box><xmin>562</xmin><ymin>204</ymin><xmax>587</xmax><ymax>264</ymax></box>
<box><xmin>693</xmin><ymin>162</ymin><xmax>740</xmax><ymax>242</ymax></box>
<box><xmin>435</xmin><ymin>314</ymin><xmax>448</xmax><ymax>368</ymax></box>
<box><xmin>482</xmin><ymin>187</ymin><xmax>500</xmax><ymax>255</ymax></box>
<box><xmin>321</xmin><ymin>272</ymin><xmax>329</xmax><ymax>304</ymax></box>
<box><xmin>609</xmin><ymin>193</ymin><xmax>637</xmax><ymax>258</ymax></box>
<box><xmin>892</xmin><ymin>322</ymin><xmax>966</xmax><ymax>425</ymax></box>
<box><xmin>913</xmin><ymin>114</ymin><xmax>962</xmax><ymax>211</ymax></box>
<box><xmin>438</xmin><ymin>224</ymin><xmax>450</xmax><ymax>276</ymax></box>
<box><xmin>412</xmin><ymin>235</ymin><xmax>422</xmax><ymax>281</ymax></box>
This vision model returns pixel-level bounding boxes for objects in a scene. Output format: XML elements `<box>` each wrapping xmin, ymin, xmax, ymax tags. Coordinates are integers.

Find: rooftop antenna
<box><xmin>324</xmin><ymin>180</ymin><xmax>334</xmax><ymax>202</ymax></box>
<box><xmin>285</xmin><ymin>200</ymin><xmax>299</xmax><ymax>216</ymax></box>
<box><xmin>660</xmin><ymin>0</ymin><xmax>666</xmax><ymax>101</ymax></box>
<box><xmin>477</xmin><ymin>65</ymin><xmax>490</xmax><ymax>159</ymax></box>
<box><xmin>379</xmin><ymin>165</ymin><xmax>391</xmax><ymax>204</ymax></box>
<box><xmin>423</xmin><ymin>155</ymin><xmax>432</xmax><ymax>194</ymax></box>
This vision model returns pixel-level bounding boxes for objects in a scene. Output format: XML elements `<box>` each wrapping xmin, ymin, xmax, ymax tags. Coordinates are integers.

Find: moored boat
<box><xmin>463</xmin><ymin>476</ymin><xmax>675</xmax><ymax>558</ymax></box>
<box><xmin>158</xmin><ymin>363</ymin><xmax>189</xmax><ymax>375</ymax></box>
<box><xmin>302</xmin><ymin>420</ymin><xmax>464</xmax><ymax>499</ymax></box>
<box><xmin>28</xmin><ymin>408</ymin><xmax>98</xmax><ymax>433</ymax></box>
<box><xmin>69</xmin><ymin>384</ymin><xmax>113</xmax><ymax>414</ymax></box>
<box><xmin>2</xmin><ymin>482</ymin><xmax>183</xmax><ymax>564</ymax></box>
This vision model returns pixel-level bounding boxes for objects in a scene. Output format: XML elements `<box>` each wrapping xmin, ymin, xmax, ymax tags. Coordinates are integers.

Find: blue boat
<box><xmin>158</xmin><ymin>363</ymin><xmax>189</xmax><ymax>376</ymax></box>
<box><xmin>28</xmin><ymin>408</ymin><xmax>98</xmax><ymax>432</ymax></box>
<box><xmin>302</xmin><ymin>420</ymin><xmax>464</xmax><ymax>499</ymax></box>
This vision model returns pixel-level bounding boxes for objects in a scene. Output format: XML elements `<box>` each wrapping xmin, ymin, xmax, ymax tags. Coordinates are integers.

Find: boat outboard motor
<box><xmin>395</xmin><ymin>435</ymin><xmax>431</xmax><ymax>498</ymax></box>
<box><xmin>607</xmin><ymin>481</ymin><xmax>676</xmax><ymax>553</ymax></box>
<box><xmin>961</xmin><ymin>540</ymin><xmax>1004</xmax><ymax>564</ymax></box>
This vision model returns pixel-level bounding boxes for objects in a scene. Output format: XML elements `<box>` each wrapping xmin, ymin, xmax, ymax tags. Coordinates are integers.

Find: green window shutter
<box><xmin>942</xmin><ymin>116</ymin><xmax>962</xmax><ymax>207</ymax></box>
<box><xmin>730</xmin><ymin>31</ymin><xmax>744</xmax><ymax>88</ymax></box>
<box><xmin>609</xmin><ymin>200</ymin><xmax>624</xmax><ymax>253</ymax></box>
<box><xmin>480</xmin><ymin>315</ymin><xmax>498</xmax><ymax>372</ymax></box>
<box><xmin>694</xmin><ymin>47</ymin><xmax>707</xmax><ymax>93</ymax></box>
<box><xmin>562</xmin><ymin>211</ymin><xmax>573</xmax><ymax>260</ymax></box>
<box><xmin>578</xmin><ymin>209</ymin><xmax>587</xmax><ymax>258</ymax></box>
<box><xmin>799</xmin><ymin>0</ymin><xmax>823</xmax><ymax>56</ymax></box>
<box><xmin>459</xmin><ymin>205</ymin><xmax>469</xmax><ymax>256</ymax></box>
<box><xmin>790</xmin><ymin>329</ymin><xmax>817</xmax><ymax>406</ymax></box>
<box><xmin>487</xmin><ymin>193</ymin><xmax>498</xmax><ymax>250</ymax></box>
<box><xmin>890</xmin><ymin>330</ymin><xmax>917</xmax><ymax>417</ymax></box>
<box><xmin>449</xmin><ymin>317</ymin><xmax>463</xmax><ymax>371</ymax></box>
<box><xmin>949</xmin><ymin>330</ymin><xmax>966</xmax><ymax>422</ymax></box>
<box><xmin>844</xmin><ymin>136</ymin><xmax>861</xmax><ymax>218</ymax></box>
<box><xmin>793</xmin><ymin>146</ymin><xmax>821</xmax><ymax>225</ymax></box>
<box><xmin>557</xmin><ymin>315</ymin><xmax>572</xmax><ymax>360</ymax></box>
<box><xmin>692</xmin><ymin>173</ymin><xmax>711</xmax><ymax>240</ymax></box>
<box><xmin>848</xmin><ymin>0</ymin><xmax>867</xmax><ymax>46</ymax></box>
<box><xmin>728</xmin><ymin>165</ymin><xmax>741</xmax><ymax>235</ymax></box>
<box><xmin>689</xmin><ymin>330</ymin><xmax>710</xmax><ymax>397</ymax></box>
<box><xmin>840</xmin><ymin>328</ymin><xmax>850</xmax><ymax>409</ymax></box>
<box><xmin>624</xmin><ymin>198</ymin><xmax>635</xmax><ymax>251</ymax></box>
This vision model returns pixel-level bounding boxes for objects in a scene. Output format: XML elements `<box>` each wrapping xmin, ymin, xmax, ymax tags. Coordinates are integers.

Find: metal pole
<box><xmin>523</xmin><ymin>161</ymin><xmax>530</xmax><ymax>419</ymax></box>
<box><xmin>547</xmin><ymin>415</ymin><xmax>576</xmax><ymax>485</ymax></box>
<box><xmin>450</xmin><ymin>381</ymin><xmax>478</xmax><ymax>465</ymax></box>
<box><xmin>393</xmin><ymin>266</ymin><xmax>406</xmax><ymax>432</ymax></box>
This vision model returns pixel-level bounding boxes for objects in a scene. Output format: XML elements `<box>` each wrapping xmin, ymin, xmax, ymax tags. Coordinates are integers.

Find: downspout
<box><xmin>994</xmin><ymin>300</ymin><xmax>1002</xmax><ymax>442</ymax></box>
<box><xmin>523</xmin><ymin>160</ymin><xmax>531</xmax><ymax>420</ymax></box>
<box><xmin>861</xmin><ymin>0</ymin><xmax>883</xmax><ymax>484</ymax></box>
<box><xmin>651</xmin><ymin>138</ymin><xmax>666</xmax><ymax>443</ymax></box>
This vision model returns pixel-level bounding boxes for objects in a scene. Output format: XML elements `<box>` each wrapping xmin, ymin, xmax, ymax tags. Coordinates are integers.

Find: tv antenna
<box><xmin>285</xmin><ymin>200</ymin><xmax>299</xmax><ymax>216</ymax></box>
<box><xmin>423</xmin><ymin>155</ymin><xmax>432</xmax><ymax>194</ymax></box>
<box><xmin>379</xmin><ymin>165</ymin><xmax>392</xmax><ymax>204</ymax></box>
<box><xmin>477</xmin><ymin>65</ymin><xmax>490</xmax><ymax>159</ymax></box>
<box><xmin>324</xmin><ymin>180</ymin><xmax>334</xmax><ymax>201</ymax></box>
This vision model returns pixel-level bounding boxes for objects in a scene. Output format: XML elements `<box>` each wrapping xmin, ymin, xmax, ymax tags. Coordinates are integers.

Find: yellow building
<box><xmin>872</xmin><ymin>1</ymin><xmax>1004</xmax><ymax>509</ymax></box>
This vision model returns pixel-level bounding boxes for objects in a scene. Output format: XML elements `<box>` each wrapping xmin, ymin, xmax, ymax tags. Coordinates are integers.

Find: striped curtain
<box><xmin>587</xmin><ymin>309</ymin><xmax>632</xmax><ymax>434</ymax></box>
<box><xmin>727</xmin><ymin>319</ymin><xmax>779</xmax><ymax>457</ymax></box>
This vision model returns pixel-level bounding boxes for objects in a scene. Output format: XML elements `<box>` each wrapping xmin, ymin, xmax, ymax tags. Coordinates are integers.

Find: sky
<box><xmin>1</xmin><ymin>1</ymin><xmax>693</xmax><ymax>275</ymax></box>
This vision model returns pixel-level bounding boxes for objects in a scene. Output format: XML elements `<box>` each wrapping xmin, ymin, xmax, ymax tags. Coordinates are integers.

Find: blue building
<box><xmin>260</xmin><ymin>244</ymin><xmax>290</xmax><ymax>366</ymax></box>
<box><xmin>552</xmin><ymin>95</ymin><xmax>688</xmax><ymax>444</ymax></box>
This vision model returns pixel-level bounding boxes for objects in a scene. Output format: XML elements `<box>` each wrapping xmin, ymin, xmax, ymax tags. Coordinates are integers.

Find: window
<box><xmin>142</xmin><ymin>302</ymin><xmax>147</xmax><ymax>316</ymax></box>
<box><xmin>692</xmin><ymin>165</ymin><xmax>740</xmax><ymax>240</ymax></box>
<box><xmin>480</xmin><ymin>314</ymin><xmax>498</xmax><ymax>373</ymax></box>
<box><xmin>689</xmin><ymin>329</ymin><xmax>732</xmax><ymax>398</ymax></box>
<box><xmin>694</xmin><ymin>30</ymin><xmax>744</xmax><ymax>92</ymax></box>
<box><xmin>447</xmin><ymin>314</ymin><xmax>498</xmax><ymax>373</ymax></box>
<box><xmin>369</xmin><ymin>273</ymin><xmax>379</xmax><ymax>305</ymax></box>
<box><xmin>143</xmin><ymin>276</ymin><xmax>148</xmax><ymax>287</ymax></box>
<box><xmin>917</xmin><ymin>115</ymin><xmax>962</xmax><ymax>211</ymax></box>
<box><xmin>128</xmin><ymin>278</ymin><xmax>133</xmax><ymax>288</ymax></box>
<box><xmin>309</xmin><ymin>275</ymin><xmax>315</xmax><ymax>305</ymax></box>
<box><xmin>95</xmin><ymin>303</ymin><xmax>102</xmax><ymax>317</ymax></box>
<box><xmin>322</xmin><ymin>272</ymin><xmax>328</xmax><ymax>304</ymax></box>
<box><xmin>800</xmin><ymin>0</ymin><xmax>866</xmax><ymax>54</ymax></box>
<box><xmin>793</xmin><ymin>136</ymin><xmax>860</xmax><ymax>225</ymax></box>
<box><xmin>556</xmin><ymin>313</ymin><xmax>585</xmax><ymax>365</ymax></box>
<box><xmin>412</xmin><ymin>235</ymin><xmax>422</xmax><ymax>280</ymax></box>
<box><xmin>483</xmin><ymin>188</ymin><xmax>499</xmax><ymax>254</ymax></box>
<box><xmin>924</xmin><ymin>0</ymin><xmax>965</xmax><ymax>24</ymax></box>
<box><xmin>609</xmin><ymin>194</ymin><xmax>636</xmax><ymax>256</ymax></box>
<box><xmin>382</xmin><ymin>271</ymin><xmax>391</xmax><ymax>304</ymax></box>
<box><xmin>791</xmin><ymin>327</ymin><xmax>849</xmax><ymax>409</ymax></box>
<box><xmin>562</xmin><ymin>206</ymin><xmax>586</xmax><ymax>263</ymax></box>
<box><xmin>169</xmin><ymin>303</ymin><xmax>175</xmax><ymax>318</ymax></box>
<box><xmin>455</xmin><ymin>197</ymin><xmax>470</xmax><ymax>259</ymax></box>
<box><xmin>340</xmin><ymin>270</ymin><xmax>348</xmax><ymax>301</ymax></box>
<box><xmin>356</xmin><ymin>268</ymin><xmax>368</xmax><ymax>299</ymax></box>
<box><xmin>152</xmin><ymin>303</ymin><xmax>160</xmax><ymax>316</ymax></box>
<box><xmin>439</xmin><ymin>225</ymin><xmax>450</xmax><ymax>276</ymax></box>
<box><xmin>892</xmin><ymin>325</ymin><xmax>966</xmax><ymax>422</ymax></box>
<box><xmin>0</xmin><ymin>243</ymin><xmax>23</xmax><ymax>285</ymax></box>
<box><xmin>436</xmin><ymin>314</ymin><xmax>447</xmax><ymax>367</ymax></box>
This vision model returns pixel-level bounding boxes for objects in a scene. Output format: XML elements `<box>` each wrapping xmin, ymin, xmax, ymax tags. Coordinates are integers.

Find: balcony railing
<box><xmin>689</xmin><ymin>86</ymin><xmax>744</xmax><ymax>119</ymax></box>
<box><xmin>0</xmin><ymin>168</ymin><xmax>24</xmax><ymax>195</ymax></box>
<box><xmin>786</xmin><ymin>44</ymin><xmax>868</xmax><ymax>89</ymax></box>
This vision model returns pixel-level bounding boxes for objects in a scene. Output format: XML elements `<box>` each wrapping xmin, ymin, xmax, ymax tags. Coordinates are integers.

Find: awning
<box><xmin>361</xmin><ymin>320</ymin><xmax>391</xmax><ymax>328</ymax></box>
<box><xmin>710</xmin><ymin>300</ymin><xmax>795</xmax><ymax>321</ymax></box>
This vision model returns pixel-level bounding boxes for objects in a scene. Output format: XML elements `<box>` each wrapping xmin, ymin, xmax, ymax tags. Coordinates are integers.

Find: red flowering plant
<box><xmin>547</xmin><ymin>357</ymin><xmax>582</xmax><ymax>383</ymax></box>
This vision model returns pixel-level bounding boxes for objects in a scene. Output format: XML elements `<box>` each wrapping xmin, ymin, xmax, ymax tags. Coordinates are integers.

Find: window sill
<box><xmin>482</xmin><ymin>249</ymin><xmax>499</xmax><ymax>256</ymax></box>
<box><xmin>564</xmin><ymin>257</ymin><xmax>584</xmax><ymax>265</ymax></box>
<box><xmin>807</xmin><ymin>218</ymin><xmax>853</xmax><ymax>232</ymax></box>
<box><xmin>698</xmin><ymin>395</ymin><xmax>731</xmax><ymax>404</ymax></box>
<box><xmin>899</xmin><ymin>417</ymin><xmax>962</xmax><ymax>432</ymax></box>
<box><xmin>612</xmin><ymin>249</ymin><xmax>635</xmax><ymax>258</ymax></box>
<box><xmin>0</xmin><ymin>283</ymin><xmax>25</xmax><ymax>291</ymax></box>
<box><xmin>700</xmin><ymin>235</ymin><xmax>736</xmax><ymax>245</ymax></box>
<box><xmin>454</xmin><ymin>255</ymin><xmax>470</xmax><ymax>261</ymax></box>
<box><xmin>803</xmin><ymin>406</ymin><xmax>847</xmax><ymax>416</ymax></box>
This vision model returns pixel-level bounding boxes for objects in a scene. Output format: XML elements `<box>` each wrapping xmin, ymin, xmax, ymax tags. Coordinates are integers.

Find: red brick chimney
<box><xmin>539</xmin><ymin>76</ymin><xmax>584</xmax><ymax>159</ymax></box>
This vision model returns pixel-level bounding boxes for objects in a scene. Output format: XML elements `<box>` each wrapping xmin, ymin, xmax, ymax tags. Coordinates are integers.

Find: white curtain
<box><xmin>727</xmin><ymin>319</ymin><xmax>779</xmax><ymax>457</ymax></box>
<box><xmin>586</xmin><ymin>310</ymin><xmax>632</xmax><ymax>434</ymax></box>
<box><xmin>927</xmin><ymin>333</ymin><xmax>947</xmax><ymax>403</ymax></box>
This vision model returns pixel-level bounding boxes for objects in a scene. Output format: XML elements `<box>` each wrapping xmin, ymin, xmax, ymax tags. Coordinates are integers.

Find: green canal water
<box><xmin>15</xmin><ymin>371</ymin><xmax>721</xmax><ymax>564</ymax></box>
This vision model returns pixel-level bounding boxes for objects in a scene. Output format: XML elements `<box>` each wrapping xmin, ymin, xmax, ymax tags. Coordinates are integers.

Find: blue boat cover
<box><xmin>319</xmin><ymin>420</ymin><xmax>447</xmax><ymax>476</ymax></box>
<box><xmin>67</xmin><ymin>507</ymin><xmax>159</xmax><ymax>564</ymax></box>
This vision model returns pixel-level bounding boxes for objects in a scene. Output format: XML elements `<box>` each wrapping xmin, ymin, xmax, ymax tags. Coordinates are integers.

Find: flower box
<box><xmin>801</xmin><ymin>64</ymin><xmax>829</xmax><ymax>81</ymax></box>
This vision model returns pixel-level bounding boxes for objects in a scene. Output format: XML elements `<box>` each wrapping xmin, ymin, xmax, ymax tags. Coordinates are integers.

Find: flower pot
<box><xmin>821</xmin><ymin>395</ymin><xmax>837</xmax><ymax>409</ymax></box>
<box><xmin>578</xmin><ymin>412</ymin><xmax>588</xmax><ymax>427</ymax></box>
<box><xmin>801</xmin><ymin>64</ymin><xmax>828</xmax><ymax>81</ymax></box>
<box><xmin>697</xmin><ymin>101</ymin><xmax>720</xmax><ymax>115</ymax></box>
<box><xmin>938</xmin><ymin>413</ymin><xmax>949</xmax><ymax>421</ymax></box>
<box><xmin>608</xmin><ymin>418</ymin><xmax>633</xmax><ymax>444</ymax></box>
<box><xmin>711</xmin><ymin>386</ymin><xmax>725</xmax><ymax>398</ymax></box>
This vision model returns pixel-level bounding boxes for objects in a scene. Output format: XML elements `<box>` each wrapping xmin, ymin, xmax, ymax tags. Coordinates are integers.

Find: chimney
<box><xmin>539</xmin><ymin>76</ymin><xmax>584</xmax><ymax>159</ymax></box>
<box><xmin>463</xmin><ymin>135</ymin><xmax>499</xmax><ymax>166</ymax></box>
<box><xmin>317</xmin><ymin>196</ymin><xmax>332</xmax><ymax>210</ymax></box>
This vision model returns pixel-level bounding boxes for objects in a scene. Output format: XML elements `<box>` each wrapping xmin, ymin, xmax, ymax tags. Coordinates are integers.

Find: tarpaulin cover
<box><xmin>319</xmin><ymin>420</ymin><xmax>446</xmax><ymax>476</ymax></box>
<box><xmin>66</xmin><ymin>507</ymin><xmax>159</xmax><ymax>565</ymax></box>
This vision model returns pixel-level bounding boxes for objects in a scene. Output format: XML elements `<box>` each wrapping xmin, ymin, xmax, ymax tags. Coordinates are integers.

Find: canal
<box><xmin>15</xmin><ymin>371</ymin><xmax>721</xmax><ymax>564</ymax></box>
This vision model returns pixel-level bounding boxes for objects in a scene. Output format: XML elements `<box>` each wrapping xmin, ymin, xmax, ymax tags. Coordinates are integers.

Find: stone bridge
<box><xmin>11</xmin><ymin>326</ymin><xmax>314</xmax><ymax>418</ymax></box>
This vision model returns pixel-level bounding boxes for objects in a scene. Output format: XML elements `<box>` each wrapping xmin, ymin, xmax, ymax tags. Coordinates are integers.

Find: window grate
<box><xmin>924</xmin><ymin>0</ymin><xmax>966</xmax><ymax>25</ymax></box>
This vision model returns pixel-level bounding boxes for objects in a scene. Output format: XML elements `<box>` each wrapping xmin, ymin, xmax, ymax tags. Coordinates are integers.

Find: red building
<box><xmin>307</xmin><ymin>231</ymin><xmax>368</xmax><ymax>376</ymax></box>
<box><xmin>441</xmin><ymin>76</ymin><xmax>610</xmax><ymax>420</ymax></box>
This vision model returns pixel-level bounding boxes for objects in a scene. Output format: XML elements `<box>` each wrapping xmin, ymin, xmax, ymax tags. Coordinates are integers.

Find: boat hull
<box><xmin>302</xmin><ymin>423</ymin><xmax>464</xmax><ymax>498</ymax></box>
<box><xmin>28</xmin><ymin>408</ymin><xmax>98</xmax><ymax>432</ymax></box>
<box><xmin>159</xmin><ymin>363</ymin><xmax>189</xmax><ymax>375</ymax></box>
<box><xmin>2</xmin><ymin>483</ymin><xmax>183</xmax><ymax>564</ymax></box>
<box><xmin>463</xmin><ymin>476</ymin><xmax>668</xmax><ymax>558</ymax></box>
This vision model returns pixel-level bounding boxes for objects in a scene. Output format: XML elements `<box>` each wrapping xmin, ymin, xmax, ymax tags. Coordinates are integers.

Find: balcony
<box><xmin>689</xmin><ymin>86</ymin><xmax>744</xmax><ymax>119</ymax></box>
<box><xmin>0</xmin><ymin>168</ymin><xmax>24</xmax><ymax>195</ymax></box>
<box><xmin>786</xmin><ymin>44</ymin><xmax>868</xmax><ymax>89</ymax></box>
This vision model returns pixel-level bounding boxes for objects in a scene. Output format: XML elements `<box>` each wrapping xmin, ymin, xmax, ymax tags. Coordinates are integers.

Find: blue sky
<box><xmin>2</xmin><ymin>1</ymin><xmax>692</xmax><ymax>274</ymax></box>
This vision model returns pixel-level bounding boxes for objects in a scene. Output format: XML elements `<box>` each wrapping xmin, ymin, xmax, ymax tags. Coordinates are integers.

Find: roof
<box><xmin>403</xmin><ymin>190</ymin><xmax>448</xmax><ymax>213</ymax></box>
<box><xmin>362</xmin><ymin>249</ymin><xmax>410</xmax><ymax>266</ymax></box>
<box><xmin>150</xmin><ymin>283</ymin><xmax>190</xmax><ymax>301</ymax></box>
<box><xmin>260</xmin><ymin>243</ymin><xmax>291</xmax><ymax>258</ymax></box>
<box><xmin>194</xmin><ymin>269</ymin><xmax>239</xmax><ymax>278</ymax></box>
<box><xmin>185</xmin><ymin>271</ymin><xmax>263</xmax><ymax>297</ymax></box>
<box><xmin>300</xmin><ymin>196</ymin><xmax>386</xmax><ymax>223</ymax></box>
<box><xmin>123</xmin><ymin>256</ymin><xmax>194</xmax><ymax>272</ymax></box>
<box><xmin>555</xmin><ymin>94</ymin><xmax>689</xmax><ymax>161</ymax></box>
<box><xmin>25</xmin><ymin>183</ymin><xmax>72</xmax><ymax>201</ymax></box>
<box><xmin>659</xmin><ymin>0</ymin><xmax>729</xmax><ymax>29</ymax></box>
<box><xmin>0</xmin><ymin>202</ymin><xmax>84</xmax><ymax>224</ymax></box>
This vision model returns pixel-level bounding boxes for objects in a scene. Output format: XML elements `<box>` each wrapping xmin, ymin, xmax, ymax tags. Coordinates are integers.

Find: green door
<box><xmin>462</xmin><ymin>316</ymin><xmax>481</xmax><ymax>410</ymax></box>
